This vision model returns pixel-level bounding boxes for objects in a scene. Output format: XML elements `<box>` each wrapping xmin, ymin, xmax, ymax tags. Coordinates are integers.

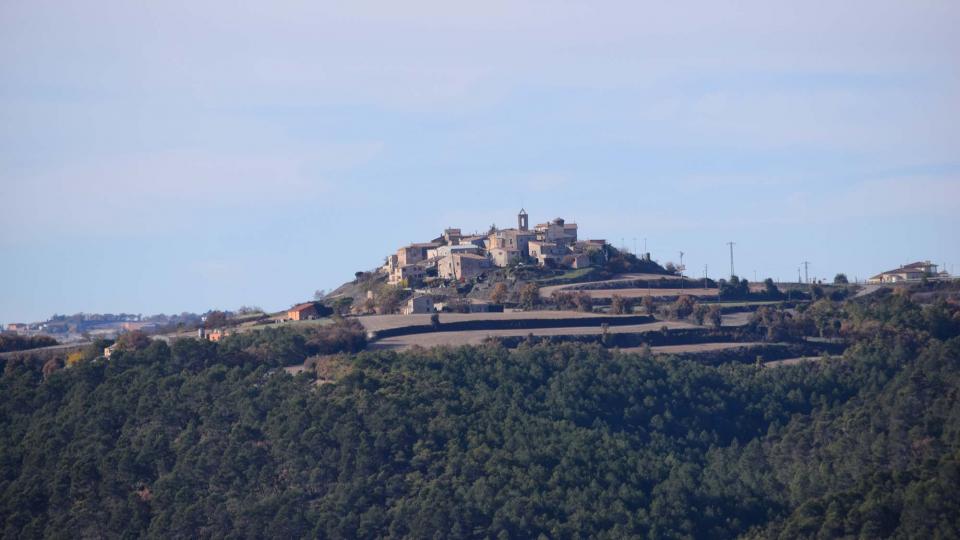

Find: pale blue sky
<box><xmin>2</xmin><ymin>1</ymin><xmax>959</xmax><ymax>323</ymax></box>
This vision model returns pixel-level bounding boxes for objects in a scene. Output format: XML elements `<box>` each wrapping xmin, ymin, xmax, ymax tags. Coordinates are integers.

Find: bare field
<box><xmin>367</xmin><ymin>320</ymin><xmax>698</xmax><ymax>350</ymax></box>
<box><xmin>358</xmin><ymin>310</ymin><xmax>625</xmax><ymax>332</ymax></box>
<box><xmin>720</xmin><ymin>312</ymin><xmax>753</xmax><ymax>327</ymax></box>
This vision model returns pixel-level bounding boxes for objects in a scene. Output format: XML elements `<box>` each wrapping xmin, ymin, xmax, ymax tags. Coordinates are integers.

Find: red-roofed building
<box><xmin>287</xmin><ymin>302</ymin><xmax>320</xmax><ymax>321</ymax></box>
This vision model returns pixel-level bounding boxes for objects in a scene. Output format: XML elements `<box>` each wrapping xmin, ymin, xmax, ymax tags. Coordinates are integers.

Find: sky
<box><xmin>1</xmin><ymin>0</ymin><xmax>959</xmax><ymax>323</ymax></box>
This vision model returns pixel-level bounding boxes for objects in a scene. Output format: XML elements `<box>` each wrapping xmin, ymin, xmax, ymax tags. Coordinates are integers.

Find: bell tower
<box><xmin>518</xmin><ymin>208</ymin><xmax>529</xmax><ymax>231</ymax></box>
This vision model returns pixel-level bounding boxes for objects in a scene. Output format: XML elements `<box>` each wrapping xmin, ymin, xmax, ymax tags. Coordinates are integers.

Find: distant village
<box><xmin>3</xmin><ymin>312</ymin><xmax>202</xmax><ymax>343</ymax></box>
<box><xmin>383</xmin><ymin>209</ymin><xmax>607</xmax><ymax>286</ymax></box>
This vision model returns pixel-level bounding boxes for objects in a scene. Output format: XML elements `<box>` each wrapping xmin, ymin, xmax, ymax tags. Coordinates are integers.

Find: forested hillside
<box><xmin>1</xmin><ymin>292</ymin><xmax>958</xmax><ymax>538</ymax></box>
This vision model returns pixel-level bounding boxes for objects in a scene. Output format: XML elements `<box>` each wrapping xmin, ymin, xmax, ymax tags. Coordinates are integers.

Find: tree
<box><xmin>834</xmin><ymin>273</ymin><xmax>849</xmax><ymax>284</ymax></box>
<box><xmin>573</xmin><ymin>292</ymin><xmax>593</xmax><ymax>312</ymax></box>
<box><xmin>116</xmin><ymin>330</ymin><xmax>151</xmax><ymax>352</ymax></box>
<box><xmin>642</xmin><ymin>295</ymin><xmax>656</xmax><ymax>315</ymax></box>
<box><xmin>313</xmin><ymin>289</ymin><xmax>327</xmax><ymax>301</ymax></box>
<box><xmin>810</xmin><ymin>284</ymin><xmax>826</xmax><ymax>300</ymax></box>
<box><xmin>719</xmin><ymin>276</ymin><xmax>750</xmax><ymax>300</ymax></box>
<box><xmin>708</xmin><ymin>305</ymin><xmax>723</xmax><ymax>328</ymax></box>
<box><xmin>204</xmin><ymin>311</ymin><xmax>228</xmax><ymax>329</ymax></box>
<box><xmin>611</xmin><ymin>295</ymin><xmax>634</xmax><ymax>315</ymax></box>
<box><xmin>764</xmin><ymin>278</ymin><xmax>783</xmax><ymax>299</ymax></box>
<box><xmin>490</xmin><ymin>283</ymin><xmax>509</xmax><ymax>305</ymax></box>
<box><xmin>519</xmin><ymin>283</ymin><xmax>540</xmax><ymax>309</ymax></box>
<box><xmin>377</xmin><ymin>287</ymin><xmax>407</xmax><ymax>314</ymax></box>
<box><xmin>330</xmin><ymin>297</ymin><xmax>354</xmax><ymax>316</ymax></box>
<box><xmin>671</xmin><ymin>295</ymin><xmax>696</xmax><ymax>320</ymax></box>
<box><xmin>41</xmin><ymin>358</ymin><xmax>62</xmax><ymax>380</ymax></box>
<box><xmin>692</xmin><ymin>304</ymin><xmax>710</xmax><ymax>325</ymax></box>
<box><xmin>66</xmin><ymin>351</ymin><xmax>85</xmax><ymax>367</ymax></box>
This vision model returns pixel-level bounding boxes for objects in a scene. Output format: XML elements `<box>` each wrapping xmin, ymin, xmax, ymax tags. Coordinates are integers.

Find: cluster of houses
<box><xmin>867</xmin><ymin>261</ymin><xmax>949</xmax><ymax>284</ymax></box>
<box><xmin>5</xmin><ymin>317</ymin><xmax>157</xmax><ymax>341</ymax></box>
<box><xmin>383</xmin><ymin>209</ymin><xmax>608</xmax><ymax>286</ymax></box>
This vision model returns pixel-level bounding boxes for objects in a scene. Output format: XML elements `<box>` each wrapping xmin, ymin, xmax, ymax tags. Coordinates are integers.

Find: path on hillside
<box><xmin>855</xmin><ymin>284</ymin><xmax>883</xmax><ymax>297</ymax></box>
<box><xmin>0</xmin><ymin>341</ymin><xmax>89</xmax><ymax>359</ymax></box>
<box><xmin>764</xmin><ymin>355</ymin><xmax>840</xmax><ymax>368</ymax></box>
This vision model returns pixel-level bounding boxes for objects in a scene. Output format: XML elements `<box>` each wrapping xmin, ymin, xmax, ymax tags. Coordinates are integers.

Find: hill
<box><xmin>1</xmin><ymin>289</ymin><xmax>959</xmax><ymax>538</ymax></box>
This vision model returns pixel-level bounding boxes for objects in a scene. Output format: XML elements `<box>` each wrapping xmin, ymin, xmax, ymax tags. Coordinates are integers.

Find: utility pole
<box><xmin>704</xmin><ymin>265</ymin><xmax>708</xmax><ymax>289</ymax></box>
<box><xmin>633</xmin><ymin>237</ymin><xmax>636</xmax><ymax>256</ymax></box>
<box><xmin>679</xmin><ymin>251</ymin><xmax>685</xmax><ymax>289</ymax></box>
<box><xmin>802</xmin><ymin>261</ymin><xmax>810</xmax><ymax>284</ymax></box>
<box><xmin>797</xmin><ymin>266</ymin><xmax>802</xmax><ymax>284</ymax></box>
<box><xmin>726</xmin><ymin>242</ymin><xmax>735</xmax><ymax>278</ymax></box>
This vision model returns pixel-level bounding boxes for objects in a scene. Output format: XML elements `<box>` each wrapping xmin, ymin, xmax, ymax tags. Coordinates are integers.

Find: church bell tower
<box><xmin>518</xmin><ymin>208</ymin><xmax>529</xmax><ymax>231</ymax></box>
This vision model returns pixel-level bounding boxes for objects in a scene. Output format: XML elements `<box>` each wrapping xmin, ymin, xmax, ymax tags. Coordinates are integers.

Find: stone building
<box><xmin>402</xmin><ymin>295</ymin><xmax>434</xmax><ymax>315</ymax></box>
<box><xmin>528</xmin><ymin>240</ymin><xmax>566</xmax><ymax>266</ymax></box>
<box><xmin>439</xmin><ymin>253</ymin><xmax>491</xmax><ymax>281</ymax></box>
<box><xmin>535</xmin><ymin>217</ymin><xmax>578</xmax><ymax>247</ymax></box>
<box><xmin>489</xmin><ymin>247</ymin><xmax>521</xmax><ymax>267</ymax></box>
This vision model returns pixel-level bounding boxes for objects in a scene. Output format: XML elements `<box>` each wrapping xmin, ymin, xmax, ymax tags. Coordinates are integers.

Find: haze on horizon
<box><xmin>2</xmin><ymin>1</ymin><xmax>959</xmax><ymax>323</ymax></box>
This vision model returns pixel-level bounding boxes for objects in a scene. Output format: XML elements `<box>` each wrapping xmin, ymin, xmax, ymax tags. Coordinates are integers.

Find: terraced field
<box><xmin>555</xmin><ymin>287</ymin><xmax>718</xmax><ymax>299</ymax></box>
<box><xmin>367</xmin><ymin>320</ymin><xmax>699</xmax><ymax>350</ymax></box>
<box><xmin>539</xmin><ymin>273</ymin><xmax>717</xmax><ymax>300</ymax></box>
<box><xmin>358</xmin><ymin>310</ymin><xmax>626</xmax><ymax>333</ymax></box>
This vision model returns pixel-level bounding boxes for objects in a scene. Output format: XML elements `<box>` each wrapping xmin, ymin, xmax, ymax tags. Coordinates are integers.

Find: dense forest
<box><xmin>1</xmin><ymin>291</ymin><xmax>959</xmax><ymax>538</ymax></box>
<box><xmin>0</xmin><ymin>334</ymin><xmax>58</xmax><ymax>354</ymax></box>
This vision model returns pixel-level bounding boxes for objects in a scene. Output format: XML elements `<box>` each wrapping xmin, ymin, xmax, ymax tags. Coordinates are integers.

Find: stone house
<box><xmin>443</xmin><ymin>228</ymin><xmax>462</xmax><ymax>244</ymax></box>
<box><xmin>528</xmin><ymin>240</ymin><xmax>566</xmax><ymax>266</ymax></box>
<box><xmin>568</xmin><ymin>253</ymin><xmax>591</xmax><ymax>269</ymax></box>
<box><xmin>535</xmin><ymin>217</ymin><xmax>578</xmax><ymax>247</ymax></box>
<box><xmin>440</xmin><ymin>253</ymin><xmax>491</xmax><ymax>281</ymax></box>
<box><xmin>402</xmin><ymin>295</ymin><xmax>434</xmax><ymax>315</ymax></box>
<box><xmin>459</xmin><ymin>235</ymin><xmax>487</xmax><ymax>249</ymax></box>
<box><xmin>389</xmin><ymin>264</ymin><xmax>426</xmax><ymax>286</ymax></box>
<box><xmin>397</xmin><ymin>242</ymin><xmax>441</xmax><ymax>266</ymax></box>
<box><xmin>489</xmin><ymin>247</ymin><xmax>521</xmax><ymax>267</ymax></box>
<box><xmin>427</xmin><ymin>244</ymin><xmax>480</xmax><ymax>260</ymax></box>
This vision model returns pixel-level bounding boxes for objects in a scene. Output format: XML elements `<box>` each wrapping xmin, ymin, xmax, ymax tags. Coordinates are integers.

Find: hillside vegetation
<box><xmin>1</xmin><ymin>291</ymin><xmax>958</xmax><ymax>538</ymax></box>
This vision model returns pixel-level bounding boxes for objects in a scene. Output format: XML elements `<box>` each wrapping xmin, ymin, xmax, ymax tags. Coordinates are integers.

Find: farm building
<box><xmin>287</xmin><ymin>302</ymin><xmax>320</xmax><ymax>321</ymax></box>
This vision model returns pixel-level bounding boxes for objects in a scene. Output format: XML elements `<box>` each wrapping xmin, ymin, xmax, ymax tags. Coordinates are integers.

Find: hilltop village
<box><xmin>340</xmin><ymin>209</ymin><xmax>649</xmax><ymax>315</ymax></box>
<box><xmin>383</xmin><ymin>209</ymin><xmax>606</xmax><ymax>286</ymax></box>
